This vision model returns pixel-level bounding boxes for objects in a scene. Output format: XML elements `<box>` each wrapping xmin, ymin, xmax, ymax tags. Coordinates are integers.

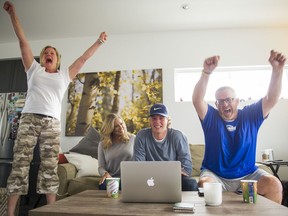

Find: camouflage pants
<box><xmin>7</xmin><ymin>113</ymin><xmax>61</xmax><ymax>195</ymax></box>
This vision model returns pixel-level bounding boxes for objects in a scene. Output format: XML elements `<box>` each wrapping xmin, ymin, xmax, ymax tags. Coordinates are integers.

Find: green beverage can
<box><xmin>240</xmin><ymin>180</ymin><xmax>257</xmax><ymax>203</ymax></box>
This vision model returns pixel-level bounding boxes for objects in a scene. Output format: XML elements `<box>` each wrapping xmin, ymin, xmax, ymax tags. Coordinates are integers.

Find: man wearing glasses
<box><xmin>192</xmin><ymin>50</ymin><xmax>286</xmax><ymax>204</ymax></box>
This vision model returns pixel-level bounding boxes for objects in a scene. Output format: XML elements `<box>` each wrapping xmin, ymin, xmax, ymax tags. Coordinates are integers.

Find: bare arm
<box><xmin>68</xmin><ymin>32</ymin><xmax>108</xmax><ymax>79</ymax></box>
<box><xmin>262</xmin><ymin>50</ymin><xmax>286</xmax><ymax>117</ymax></box>
<box><xmin>99</xmin><ymin>172</ymin><xmax>112</xmax><ymax>185</ymax></box>
<box><xmin>192</xmin><ymin>56</ymin><xmax>220</xmax><ymax>120</ymax></box>
<box><xmin>3</xmin><ymin>1</ymin><xmax>34</xmax><ymax>71</ymax></box>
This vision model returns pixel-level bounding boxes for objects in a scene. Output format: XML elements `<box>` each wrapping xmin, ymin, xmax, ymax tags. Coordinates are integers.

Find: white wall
<box><xmin>1</xmin><ymin>28</ymin><xmax>288</xmax><ymax>179</ymax></box>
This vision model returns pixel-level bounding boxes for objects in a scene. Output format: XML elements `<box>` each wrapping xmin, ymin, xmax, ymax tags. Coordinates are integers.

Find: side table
<box><xmin>257</xmin><ymin>160</ymin><xmax>288</xmax><ymax>180</ymax></box>
<box><xmin>257</xmin><ymin>160</ymin><xmax>288</xmax><ymax>207</ymax></box>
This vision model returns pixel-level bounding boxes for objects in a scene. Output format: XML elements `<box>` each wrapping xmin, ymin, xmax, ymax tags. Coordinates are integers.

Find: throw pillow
<box><xmin>58</xmin><ymin>153</ymin><xmax>68</xmax><ymax>164</ymax></box>
<box><xmin>69</xmin><ymin>126</ymin><xmax>100</xmax><ymax>159</ymax></box>
<box><xmin>64</xmin><ymin>153</ymin><xmax>99</xmax><ymax>178</ymax></box>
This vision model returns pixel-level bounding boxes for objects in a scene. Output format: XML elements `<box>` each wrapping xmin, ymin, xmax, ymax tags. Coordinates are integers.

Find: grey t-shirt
<box><xmin>98</xmin><ymin>134</ymin><xmax>135</xmax><ymax>176</ymax></box>
<box><xmin>133</xmin><ymin>128</ymin><xmax>192</xmax><ymax>175</ymax></box>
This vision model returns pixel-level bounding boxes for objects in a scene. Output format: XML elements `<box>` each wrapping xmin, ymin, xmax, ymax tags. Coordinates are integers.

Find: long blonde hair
<box><xmin>100</xmin><ymin>113</ymin><xmax>130</xmax><ymax>149</ymax></box>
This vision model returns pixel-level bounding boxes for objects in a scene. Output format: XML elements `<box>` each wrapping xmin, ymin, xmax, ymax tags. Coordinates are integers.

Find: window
<box><xmin>0</xmin><ymin>57</ymin><xmax>40</xmax><ymax>93</ymax></box>
<box><xmin>174</xmin><ymin>65</ymin><xmax>288</xmax><ymax>102</ymax></box>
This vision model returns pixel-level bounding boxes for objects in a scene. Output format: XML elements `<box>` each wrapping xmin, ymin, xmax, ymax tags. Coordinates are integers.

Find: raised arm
<box><xmin>3</xmin><ymin>1</ymin><xmax>34</xmax><ymax>71</ymax></box>
<box><xmin>192</xmin><ymin>56</ymin><xmax>220</xmax><ymax>120</ymax></box>
<box><xmin>68</xmin><ymin>32</ymin><xmax>108</xmax><ymax>79</ymax></box>
<box><xmin>262</xmin><ymin>50</ymin><xmax>286</xmax><ymax>118</ymax></box>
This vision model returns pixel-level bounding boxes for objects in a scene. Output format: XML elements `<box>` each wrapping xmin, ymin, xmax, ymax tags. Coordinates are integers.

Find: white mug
<box><xmin>203</xmin><ymin>182</ymin><xmax>222</xmax><ymax>206</ymax></box>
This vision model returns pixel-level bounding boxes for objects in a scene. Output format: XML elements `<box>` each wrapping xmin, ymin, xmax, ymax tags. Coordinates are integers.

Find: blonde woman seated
<box><xmin>98</xmin><ymin>113</ymin><xmax>135</xmax><ymax>190</ymax></box>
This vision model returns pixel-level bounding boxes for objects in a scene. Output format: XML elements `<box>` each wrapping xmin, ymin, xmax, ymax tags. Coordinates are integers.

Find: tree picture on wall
<box><xmin>65</xmin><ymin>68</ymin><xmax>163</xmax><ymax>136</ymax></box>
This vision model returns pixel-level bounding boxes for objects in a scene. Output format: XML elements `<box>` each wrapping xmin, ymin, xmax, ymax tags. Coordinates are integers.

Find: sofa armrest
<box><xmin>57</xmin><ymin>163</ymin><xmax>77</xmax><ymax>200</ymax></box>
<box><xmin>256</xmin><ymin>163</ymin><xmax>273</xmax><ymax>175</ymax></box>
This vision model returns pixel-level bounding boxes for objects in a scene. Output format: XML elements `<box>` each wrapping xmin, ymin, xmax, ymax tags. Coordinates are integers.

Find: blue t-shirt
<box><xmin>201</xmin><ymin>99</ymin><xmax>264</xmax><ymax>179</ymax></box>
<box><xmin>133</xmin><ymin>128</ymin><xmax>192</xmax><ymax>175</ymax></box>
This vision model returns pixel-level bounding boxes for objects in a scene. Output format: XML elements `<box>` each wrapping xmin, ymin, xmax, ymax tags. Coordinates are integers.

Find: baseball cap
<box><xmin>149</xmin><ymin>103</ymin><xmax>168</xmax><ymax>117</ymax></box>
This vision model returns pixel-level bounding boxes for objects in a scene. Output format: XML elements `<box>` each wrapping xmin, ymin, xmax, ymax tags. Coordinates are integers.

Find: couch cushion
<box><xmin>70</xmin><ymin>126</ymin><xmax>100</xmax><ymax>159</ymax></box>
<box><xmin>68</xmin><ymin>176</ymin><xmax>100</xmax><ymax>196</ymax></box>
<box><xmin>190</xmin><ymin>144</ymin><xmax>204</xmax><ymax>177</ymax></box>
<box><xmin>65</xmin><ymin>153</ymin><xmax>100</xmax><ymax>177</ymax></box>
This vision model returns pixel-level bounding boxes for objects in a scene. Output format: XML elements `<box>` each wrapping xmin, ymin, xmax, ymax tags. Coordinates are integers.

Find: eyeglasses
<box><xmin>216</xmin><ymin>97</ymin><xmax>234</xmax><ymax>105</ymax></box>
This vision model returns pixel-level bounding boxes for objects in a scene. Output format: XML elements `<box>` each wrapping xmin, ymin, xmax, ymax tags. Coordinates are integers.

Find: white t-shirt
<box><xmin>22</xmin><ymin>60</ymin><xmax>71</xmax><ymax>120</ymax></box>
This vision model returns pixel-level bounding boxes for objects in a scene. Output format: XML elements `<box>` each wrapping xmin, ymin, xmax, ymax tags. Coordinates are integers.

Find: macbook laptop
<box><xmin>120</xmin><ymin>161</ymin><xmax>182</xmax><ymax>203</ymax></box>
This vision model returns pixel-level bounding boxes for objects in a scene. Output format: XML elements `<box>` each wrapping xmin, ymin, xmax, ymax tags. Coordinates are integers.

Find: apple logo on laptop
<box><xmin>147</xmin><ymin>177</ymin><xmax>155</xmax><ymax>187</ymax></box>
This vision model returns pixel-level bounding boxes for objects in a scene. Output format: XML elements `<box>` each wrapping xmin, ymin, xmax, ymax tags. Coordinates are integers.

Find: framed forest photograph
<box><xmin>65</xmin><ymin>68</ymin><xmax>163</xmax><ymax>136</ymax></box>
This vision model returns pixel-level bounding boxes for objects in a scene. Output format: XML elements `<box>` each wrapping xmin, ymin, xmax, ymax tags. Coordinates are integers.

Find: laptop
<box><xmin>120</xmin><ymin>161</ymin><xmax>182</xmax><ymax>203</ymax></box>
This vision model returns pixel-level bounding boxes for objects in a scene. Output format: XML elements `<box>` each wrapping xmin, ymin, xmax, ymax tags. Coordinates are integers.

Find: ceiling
<box><xmin>0</xmin><ymin>0</ymin><xmax>288</xmax><ymax>44</ymax></box>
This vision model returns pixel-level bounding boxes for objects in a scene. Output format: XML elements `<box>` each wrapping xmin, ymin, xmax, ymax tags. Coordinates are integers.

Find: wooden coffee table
<box><xmin>29</xmin><ymin>190</ymin><xmax>288</xmax><ymax>216</ymax></box>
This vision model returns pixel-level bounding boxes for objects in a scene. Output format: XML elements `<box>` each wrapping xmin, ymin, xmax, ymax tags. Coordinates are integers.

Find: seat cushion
<box><xmin>67</xmin><ymin>176</ymin><xmax>101</xmax><ymax>196</ymax></box>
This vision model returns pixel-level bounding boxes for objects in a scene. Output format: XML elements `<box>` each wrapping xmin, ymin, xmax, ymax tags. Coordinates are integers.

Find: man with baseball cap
<box><xmin>133</xmin><ymin>103</ymin><xmax>198</xmax><ymax>191</ymax></box>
